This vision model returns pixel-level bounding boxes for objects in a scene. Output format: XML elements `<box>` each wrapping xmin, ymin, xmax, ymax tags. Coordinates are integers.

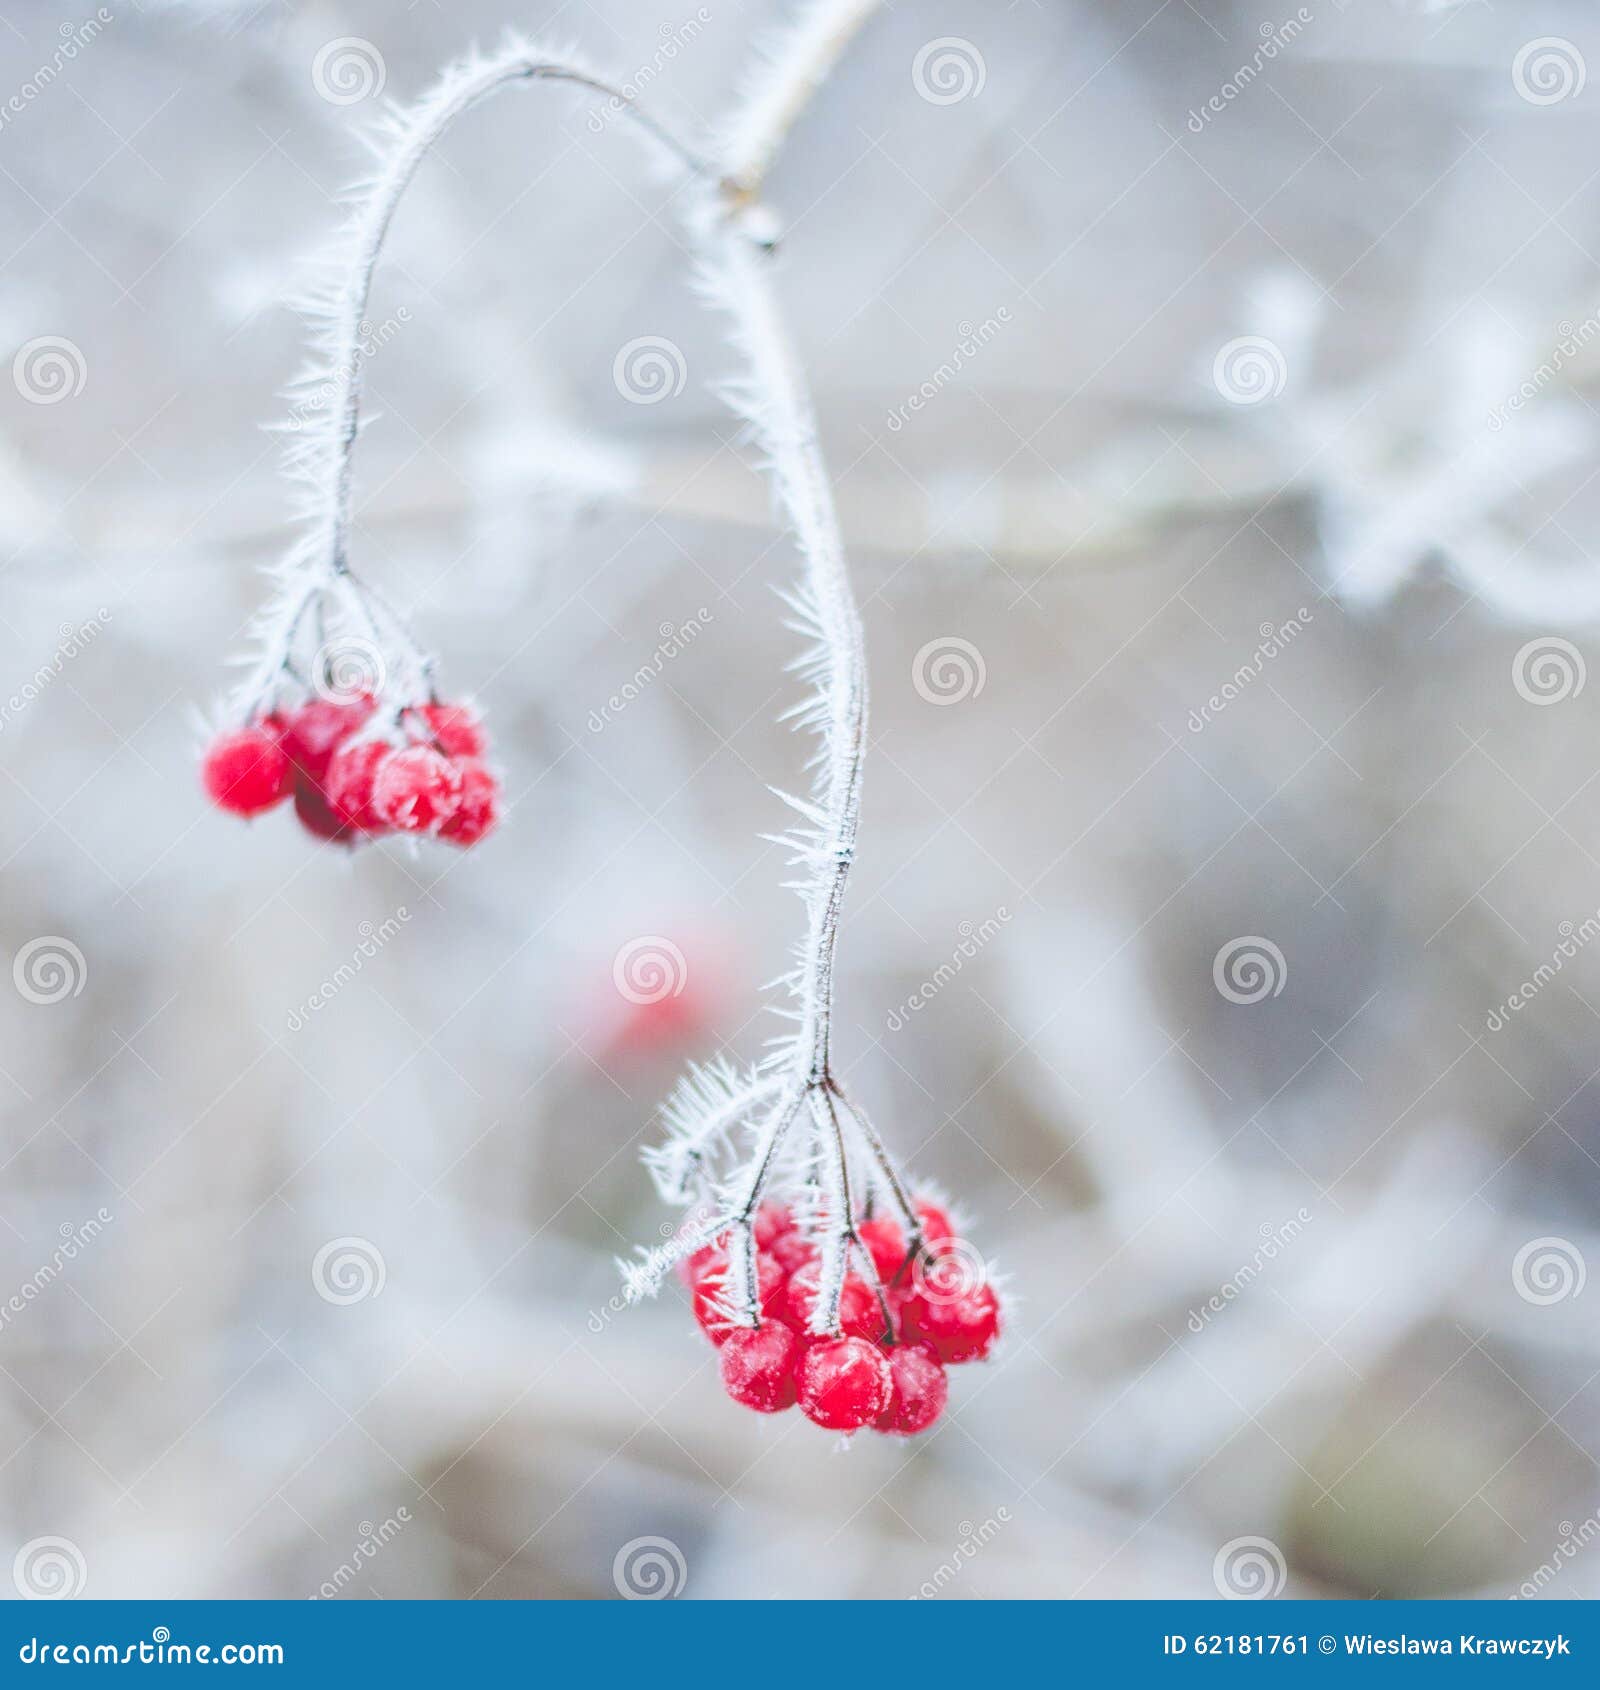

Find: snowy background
<box><xmin>3</xmin><ymin>0</ymin><xmax>1600</xmax><ymax>1600</ymax></box>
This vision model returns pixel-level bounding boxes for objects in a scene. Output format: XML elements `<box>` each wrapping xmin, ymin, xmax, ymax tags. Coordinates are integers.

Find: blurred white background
<box><xmin>3</xmin><ymin>0</ymin><xmax>1600</xmax><ymax>1600</ymax></box>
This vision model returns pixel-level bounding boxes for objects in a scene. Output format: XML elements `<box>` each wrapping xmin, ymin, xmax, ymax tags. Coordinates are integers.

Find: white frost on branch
<box><xmin>609</xmin><ymin>2</ymin><xmax>954</xmax><ymax>1338</ymax></box>
<box><xmin>230</xmin><ymin>36</ymin><xmax>702</xmax><ymax>724</ymax></box>
<box><xmin>223</xmin><ymin>2</ymin><xmax>934</xmax><ymax>1339</ymax></box>
<box><xmin>718</xmin><ymin>0</ymin><xmax>883</xmax><ymax>192</ymax></box>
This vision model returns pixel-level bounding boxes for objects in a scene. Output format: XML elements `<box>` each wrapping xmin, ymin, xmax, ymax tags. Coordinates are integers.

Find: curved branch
<box><xmin>233</xmin><ymin>25</ymin><xmax>908</xmax><ymax>1336</ymax></box>
<box><xmin>312</xmin><ymin>44</ymin><xmax>714</xmax><ymax>580</ymax></box>
<box><xmin>719</xmin><ymin>0</ymin><xmax>885</xmax><ymax>195</ymax></box>
<box><xmin>699</xmin><ymin>223</ymin><xmax>866</xmax><ymax>1078</ymax></box>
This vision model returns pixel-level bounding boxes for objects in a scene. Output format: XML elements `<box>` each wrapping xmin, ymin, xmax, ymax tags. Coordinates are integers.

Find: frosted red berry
<box><xmin>693</xmin><ymin>1249</ymin><xmax>785</xmax><ymax>1344</ymax></box>
<box><xmin>904</xmin><ymin>1280</ymin><xmax>1000</xmax><ymax>1364</ymax></box>
<box><xmin>859</xmin><ymin>1215</ymin><xmax>907</xmax><ymax>1282</ymax></box>
<box><xmin>687</xmin><ymin>1205</ymin><xmax>792</xmax><ymax>1282</ymax></box>
<box><xmin>437</xmin><ymin>757</ymin><xmax>501</xmax><ymax>846</ymax></box>
<box><xmin>325</xmin><ymin>739</ymin><xmax>393</xmax><ymax>833</ymax></box>
<box><xmin>797</xmin><ymin>1337</ymin><xmax>893</xmax><ymax>1431</ymax></box>
<box><xmin>916</xmin><ymin>1198</ymin><xmax>956</xmax><ymax>1245</ymax></box>
<box><xmin>415</xmin><ymin>700</ymin><xmax>486</xmax><ymax>759</ymax></box>
<box><xmin>373</xmin><ymin>744</ymin><xmax>461</xmax><ymax>833</ymax></box>
<box><xmin>753</xmin><ymin>1203</ymin><xmax>794</xmax><ymax>1250</ymax></box>
<box><xmin>719</xmin><ymin>1321</ymin><xmax>801</xmax><ymax>1413</ymax></box>
<box><xmin>873</xmin><ymin>1342</ymin><xmax>947</xmax><ymax>1436</ymax></box>
<box><xmin>293</xmin><ymin>780</ymin><xmax>354</xmax><ymax>843</ymax></box>
<box><xmin>767</xmin><ymin>1230</ymin><xmax>816</xmax><ymax>1277</ymax></box>
<box><xmin>281</xmin><ymin>695</ymin><xmax>374</xmax><ymax>785</ymax></box>
<box><xmin>673</xmin><ymin>1196</ymin><xmax>994</xmax><ymax>1429</ymax></box>
<box><xmin>202</xmin><ymin>724</ymin><xmax>291</xmax><ymax>816</ymax></box>
<box><xmin>785</xmin><ymin>1260</ymin><xmax>883</xmax><ymax>1343</ymax></box>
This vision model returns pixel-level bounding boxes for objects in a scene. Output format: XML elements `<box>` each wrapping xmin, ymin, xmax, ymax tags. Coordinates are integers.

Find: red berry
<box><xmin>293</xmin><ymin>780</ymin><xmax>355</xmax><ymax>844</ymax></box>
<box><xmin>325</xmin><ymin>739</ymin><xmax>393</xmax><ymax>833</ymax></box>
<box><xmin>859</xmin><ymin>1215</ymin><xmax>907</xmax><ymax>1282</ymax></box>
<box><xmin>719</xmin><ymin>1321</ymin><xmax>801</xmax><ymax>1413</ymax></box>
<box><xmin>904</xmin><ymin>1281</ymin><xmax>1000</xmax><ymax>1364</ymax></box>
<box><xmin>753</xmin><ymin>1203</ymin><xmax>793</xmax><ymax>1250</ymax></box>
<box><xmin>688</xmin><ymin>1206</ymin><xmax>791</xmax><ymax>1281</ymax></box>
<box><xmin>437</xmin><ymin>757</ymin><xmax>500</xmax><ymax>846</ymax></box>
<box><xmin>916</xmin><ymin>1198</ymin><xmax>956</xmax><ymax>1245</ymax></box>
<box><xmin>201</xmin><ymin>724</ymin><xmax>291</xmax><ymax>816</ymax></box>
<box><xmin>281</xmin><ymin>695</ymin><xmax>374</xmax><ymax>785</ymax></box>
<box><xmin>797</xmin><ymin>1337</ymin><xmax>892</xmax><ymax>1431</ymax></box>
<box><xmin>885</xmin><ymin>1276</ymin><xmax>918</xmax><ymax>1323</ymax></box>
<box><xmin>693</xmin><ymin>1250</ymin><xmax>785</xmax><ymax>1344</ymax></box>
<box><xmin>873</xmin><ymin>1343</ymin><xmax>948</xmax><ymax>1436</ymax></box>
<box><xmin>415</xmin><ymin>700</ymin><xmax>486</xmax><ymax>758</ymax></box>
<box><xmin>681</xmin><ymin>1241</ymin><xmax>719</xmax><ymax>1285</ymax></box>
<box><xmin>785</xmin><ymin>1260</ymin><xmax>883</xmax><ymax>1343</ymax></box>
<box><xmin>768</xmin><ymin>1230</ymin><xmax>816</xmax><ymax>1277</ymax></box>
<box><xmin>373</xmin><ymin>745</ymin><xmax>462</xmax><ymax>833</ymax></box>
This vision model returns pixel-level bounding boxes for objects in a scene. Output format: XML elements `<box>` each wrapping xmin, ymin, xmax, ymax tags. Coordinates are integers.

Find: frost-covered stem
<box><xmin>808</xmin><ymin>1085</ymin><xmax>852</xmax><ymax>1336</ymax></box>
<box><xmin>235</xmin><ymin>42</ymin><xmax>716</xmax><ymax>723</ymax></box>
<box><xmin>592</xmin><ymin>9</ymin><xmax>930</xmax><ymax>1339</ymax></box>
<box><xmin>731</xmin><ymin>1088</ymin><xmax>806</xmax><ymax>1224</ymax></box>
<box><xmin>818</xmin><ymin>1086</ymin><xmax>897</xmax><ymax>1343</ymax></box>
<box><xmin>644</xmin><ymin>1067</ymin><xmax>786</xmax><ymax>1203</ymax></box>
<box><xmin>707</xmin><ymin>226</ymin><xmax>868</xmax><ymax>1082</ymax></box>
<box><xmin>319</xmin><ymin>49</ymin><xmax>710</xmax><ymax>580</ymax></box>
<box><xmin>724</xmin><ymin>1087</ymin><xmax>805</xmax><ymax>1328</ymax></box>
<box><xmin>831</xmin><ymin>1080</ymin><xmax>921</xmax><ymax>1264</ymax></box>
<box><xmin>720</xmin><ymin>0</ymin><xmax>884</xmax><ymax>195</ymax></box>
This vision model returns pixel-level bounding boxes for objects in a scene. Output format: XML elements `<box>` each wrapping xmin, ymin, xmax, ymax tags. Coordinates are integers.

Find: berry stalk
<box><xmin>200</xmin><ymin>10</ymin><xmax>1003</xmax><ymax>1423</ymax></box>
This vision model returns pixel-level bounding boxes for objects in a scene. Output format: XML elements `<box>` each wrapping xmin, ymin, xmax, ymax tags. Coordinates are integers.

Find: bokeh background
<box><xmin>3</xmin><ymin>0</ymin><xmax>1600</xmax><ymax>1601</ymax></box>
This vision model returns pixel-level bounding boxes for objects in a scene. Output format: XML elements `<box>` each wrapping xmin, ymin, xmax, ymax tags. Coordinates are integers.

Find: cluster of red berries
<box><xmin>200</xmin><ymin>696</ymin><xmax>501</xmax><ymax>847</ymax></box>
<box><xmin>683</xmin><ymin>1198</ymin><xmax>1001</xmax><ymax>1436</ymax></box>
